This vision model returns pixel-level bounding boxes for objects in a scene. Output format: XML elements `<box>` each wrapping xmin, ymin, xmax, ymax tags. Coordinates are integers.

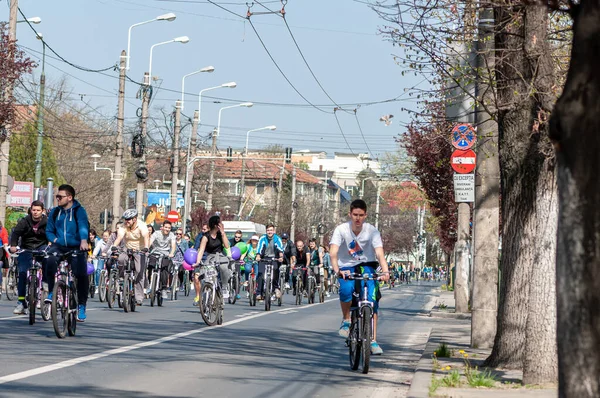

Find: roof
<box><xmin>197</xmin><ymin>158</ymin><xmax>322</xmax><ymax>185</ymax></box>
<box><xmin>328</xmin><ymin>180</ymin><xmax>352</xmax><ymax>203</ymax></box>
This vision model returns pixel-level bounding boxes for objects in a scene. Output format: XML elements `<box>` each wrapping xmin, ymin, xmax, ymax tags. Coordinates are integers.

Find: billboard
<box><xmin>143</xmin><ymin>190</ymin><xmax>184</xmax><ymax>229</ymax></box>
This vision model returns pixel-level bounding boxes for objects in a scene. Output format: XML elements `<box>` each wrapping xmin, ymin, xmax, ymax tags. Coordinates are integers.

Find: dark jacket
<box><xmin>46</xmin><ymin>200</ymin><xmax>89</xmax><ymax>248</ymax></box>
<box><xmin>10</xmin><ymin>214</ymin><xmax>48</xmax><ymax>250</ymax></box>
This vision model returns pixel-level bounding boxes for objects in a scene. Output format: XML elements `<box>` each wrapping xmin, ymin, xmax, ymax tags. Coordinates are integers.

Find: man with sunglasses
<box><xmin>229</xmin><ymin>230</ymin><xmax>244</xmax><ymax>247</ymax></box>
<box><xmin>45</xmin><ymin>184</ymin><xmax>91</xmax><ymax>322</ymax></box>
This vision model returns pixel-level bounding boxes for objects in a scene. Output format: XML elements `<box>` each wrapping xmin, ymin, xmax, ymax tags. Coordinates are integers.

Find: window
<box><xmin>256</xmin><ymin>183</ymin><xmax>265</xmax><ymax>195</ymax></box>
<box><xmin>227</xmin><ymin>182</ymin><xmax>238</xmax><ymax>195</ymax></box>
<box><xmin>297</xmin><ymin>183</ymin><xmax>305</xmax><ymax>195</ymax></box>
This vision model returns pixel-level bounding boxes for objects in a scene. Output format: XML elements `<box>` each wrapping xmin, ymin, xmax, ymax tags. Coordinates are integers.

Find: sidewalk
<box><xmin>407</xmin><ymin>291</ymin><xmax>558</xmax><ymax>398</ymax></box>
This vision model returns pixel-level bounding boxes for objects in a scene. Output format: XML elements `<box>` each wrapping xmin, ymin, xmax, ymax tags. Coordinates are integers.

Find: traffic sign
<box><xmin>166</xmin><ymin>210</ymin><xmax>180</xmax><ymax>223</ymax></box>
<box><xmin>453</xmin><ymin>173</ymin><xmax>475</xmax><ymax>202</ymax></box>
<box><xmin>450</xmin><ymin>149</ymin><xmax>476</xmax><ymax>174</ymax></box>
<box><xmin>451</xmin><ymin>124</ymin><xmax>477</xmax><ymax>150</ymax></box>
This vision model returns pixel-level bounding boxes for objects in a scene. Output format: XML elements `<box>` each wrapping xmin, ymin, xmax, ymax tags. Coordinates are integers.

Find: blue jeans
<box><xmin>46</xmin><ymin>245</ymin><xmax>89</xmax><ymax>306</ymax></box>
<box><xmin>17</xmin><ymin>246</ymin><xmax>48</xmax><ymax>302</ymax></box>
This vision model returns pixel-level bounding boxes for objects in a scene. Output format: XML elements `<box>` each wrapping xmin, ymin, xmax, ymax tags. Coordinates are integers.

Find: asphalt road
<box><xmin>0</xmin><ymin>282</ymin><xmax>442</xmax><ymax>398</ymax></box>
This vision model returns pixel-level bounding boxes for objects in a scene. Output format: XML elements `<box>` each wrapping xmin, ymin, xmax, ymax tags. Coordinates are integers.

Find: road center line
<box><xmin>0</xmin><ymin>298</ymin><xmax>337</xmax><ymax>385</ymax></box>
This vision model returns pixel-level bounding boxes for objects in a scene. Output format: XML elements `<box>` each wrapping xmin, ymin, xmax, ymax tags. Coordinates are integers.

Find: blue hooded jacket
<box><xmin>46</xmin><ymin>200</ymin><xmax>90</xmax><ymax>248</ymax></box>
<box><xmin>256</xmin><ymin>233</ymin><xmax>284</xmax><ymax>258</ymax></box>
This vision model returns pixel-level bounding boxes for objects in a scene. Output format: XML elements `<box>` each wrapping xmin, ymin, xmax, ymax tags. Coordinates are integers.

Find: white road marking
<box><xmin>0</xmin><ymin>298</ymin><xmax>337</xmax><ymax>385</ymax></box>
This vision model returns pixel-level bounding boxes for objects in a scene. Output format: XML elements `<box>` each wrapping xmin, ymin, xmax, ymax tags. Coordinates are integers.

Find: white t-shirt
<box><xmin>330</xmin><ymin>222</ymin><xmax>383</xmax><ymax>268</ymax></box>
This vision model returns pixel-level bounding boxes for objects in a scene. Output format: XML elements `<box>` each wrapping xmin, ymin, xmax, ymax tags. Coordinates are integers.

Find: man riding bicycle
<box><xmin>281</xmin><ymin>233</ymin><xmax>294</xmax><ymax>290</ymax></box>
<box><xmin>291</xmin><ymin>239</ymin><xmax>307</xmax><ymax>297</ymax></box>
<box><xmin>330</xmin><ymin>199</ymin><xmax>389</xmax><ymax>355</ymax></box>
<box><xmin>255</xmin><ymin>224</ymin><xmax>284</xmax><ymax>301</ymax></box>
<box><xmin>9</xmin><ymin>200</ymin><xmax>48</xmax><ymax>315</ymax></box>
<box><xmin>112</xmin><ymin>209</ymin><xmax>150</xmax><ymax>306</ymax></box>
<box><xmin>45</xmin><ymin>185</ymin><xmax>91</xmax><ymax>321</ymax></box>
<box><xmin>148</xmin><ymin>220</ymin><xmax>176</xmax><ymax>300</ymax></box>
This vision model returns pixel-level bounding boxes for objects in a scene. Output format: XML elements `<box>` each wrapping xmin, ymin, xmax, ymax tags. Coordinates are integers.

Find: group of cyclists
<box><xmin>1</xmin><ymin>182</ymin><xmax>398</xmax><ymax>357</ymax></box>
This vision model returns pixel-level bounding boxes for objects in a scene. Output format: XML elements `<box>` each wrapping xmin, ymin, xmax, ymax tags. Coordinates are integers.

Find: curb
<box><xmin>407</xmin><ymin>328</ymin><xmax>436</xmax><ymax>398</ymax></box>
<box><xmin>430</xmin><ymin>310</ymin><xmax>471</xmax><ymax>320</ymax></box>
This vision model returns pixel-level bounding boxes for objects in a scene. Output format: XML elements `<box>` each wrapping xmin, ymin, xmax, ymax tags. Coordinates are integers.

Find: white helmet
<box><xmin>122</xmin><ymin>209</ymin><xmax>138</xmax><ymax>220</ymax></box>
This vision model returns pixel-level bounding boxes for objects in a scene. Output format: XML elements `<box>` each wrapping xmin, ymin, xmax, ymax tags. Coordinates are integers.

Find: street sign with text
<box><xmin>450</xmin><ymin>149</ymin><xmax>476</xmax><ymax>174</ymax></box>
<box><xmin>453</xmin><ymin>173</ymin><xmax>475</xmax><ymax>202</ymax></box>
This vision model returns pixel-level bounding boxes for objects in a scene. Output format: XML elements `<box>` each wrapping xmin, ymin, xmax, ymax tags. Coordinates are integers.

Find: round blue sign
<box><xmin>451</xmin><ymin>124</ymin><xmax>476</xmax><ymax>150</ymax></box>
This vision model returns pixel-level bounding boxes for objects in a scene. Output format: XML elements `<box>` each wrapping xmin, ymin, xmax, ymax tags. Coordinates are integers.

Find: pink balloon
<box><xmin>182</xmin><ymin>261</ymin><xmax>194</xmax><ymax>271</ymax></box>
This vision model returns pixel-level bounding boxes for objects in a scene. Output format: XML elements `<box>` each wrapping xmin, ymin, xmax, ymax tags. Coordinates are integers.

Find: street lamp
<box><xmin>245</xmin><ymin>125</ymin><xmax>277</xmax><ymax>155</ymax></box>
<box><xmin>180</xmin><ymin>66</ymin><xmax>215</xmax><ymax>111</ymax></box>
<box><xmin>148</xmin><ymin>36</ymin><xmax>190</xmax><ymax>83</ymax></box>
<box><xmin>216</xmin><ymin>102</ymin><xmax>253</xmax><ymax>137</ymax></box>
<box><xmin>91</xmin><ymin>154</ymin><xmax>118</xmax><ymax>181</ymax></box>
<box><xmin>181</xmin><ymin>82</ymin><xmax>237</xmax><ymax>233</ymax></box>
<box><xmin>126</xmin><ymin>13</ymin><xmax>176</xmax><ymax>70</ymax></box>
<box><xmin>17</xmin><ymin>17</ymin><xmax>41</xmax><ymax>24</ymax></box>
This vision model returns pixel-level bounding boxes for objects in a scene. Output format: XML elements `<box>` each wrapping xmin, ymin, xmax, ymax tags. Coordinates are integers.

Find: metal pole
<box><xmin>136</xmin><ymin>72</ymin><xmax>150</xmax><ymax>215</ymax></box>
<box><xmin>290</xmin><ymin>165</ymin><xmax>297</xmax><ymax>242</ymax></box>
<box><xmin>113</xmin><ymin>50</ymin><xmax>126</xmax><ymax>228</ymax></box>
<box><xmin>182</xmin><ymin>110</ymin><xmax>198</xmax><ymax>233</ymax></box>
<box><xmin>274</xmin><ymin>156</ymin><xmax>286</xmax><ymax>227</ymax></box>
<box><xmin>0</xmin><ymin>0</ymin><xmax>19</xmax><ymax>224</ymax></box>
<box><xmin>34</xmin><ymin>42</ymin><xmax>45</xmax><ymax>188</ymax></box>
<box><xmin>206</xmin><ymin>130</ymin><xmax>217</xmax><ymax>211</ymax></box>
<box><xmin>237</xmin><ymin>153</ymin><xmax>246</xmax><ymax>219</ymax></box>
<box><xmin>375</xmin><ymin>180</ymin><xmax>381</xmax><ymax>230</ymax></box>
<box><xmin>320</xmin><ymin>171</ymin><xmax>328</xmax><ymax>245</ymax></box>
<box><xmin>103</xmin><ymin>209</ymin><xmax>108</xmax><ymax>231</ymax></box>
<box><xmin>45</xmin><ymin>177</ymin><xmax>54</xmax><ymax>210</ymax></box>
<box><xmin>171</xmin><ymin>100</ymin><xmax>181</xmax><ymax>212</ymax></box>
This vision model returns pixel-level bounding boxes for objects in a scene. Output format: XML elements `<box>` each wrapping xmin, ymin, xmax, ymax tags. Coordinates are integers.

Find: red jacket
<box><xmin>0</xmin><ymin>227</ymin><xmax>9</xmax><ymax>261</ymax></box>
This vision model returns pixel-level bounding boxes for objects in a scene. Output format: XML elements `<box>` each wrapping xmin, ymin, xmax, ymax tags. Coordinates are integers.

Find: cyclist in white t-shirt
<box><xmin>330</xmin><ymin>199</ymin><xmax>389</xmax><ymax>355</ymax></box>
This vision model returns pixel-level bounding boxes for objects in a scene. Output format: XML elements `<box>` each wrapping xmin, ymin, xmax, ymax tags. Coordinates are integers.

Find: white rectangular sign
<box><xmin>453</xmin><ymin>173</ymin><xmax>475</xmax><ymax>203</ymax></box>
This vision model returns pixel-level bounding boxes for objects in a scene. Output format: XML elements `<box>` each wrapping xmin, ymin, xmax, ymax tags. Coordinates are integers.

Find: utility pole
<box><xmin>112</xmin><ymin>50</ymin><xmax>126</xmax><ymax>228</ymax></box>
<box><xmin>290</xmin><ymin>165</ymin><xmax>297</xmax><ymax>242</ymax></box>
<box><xmin>171</xmin><ymin>100</ymin><xmax>181</xmax><ymax>212</ymax></box>
<box><xmin>135</xmin><ymin>72</ymin><xmax>150</xmax><ymax>215</ymax></box>
<box><xmin>319</xmin><ymin>171</ymin><xmax>328</xmax><ymax>245</ymax></box>
<box><xmin>237</xmin><ymin>152</ymin><xmax>247</xmax><ymax>219</ymax></box>
<box><xmin>206</xmin><ymin>129</ymin><xmax>217</xmax><ymax>211</ymax></box>
<box><xmin>274</xmin><ymin>157</ymin><xmax>286</xmax><ymax>228</ymax></box>
<box><xmin>455</xmin><ymin>203</ymin><xmax>470</xmax><ymax>313</ymax></box>
<box><xmin>182</xmin><ymin>110</ymin><xmax>198</xmax><ymax>233</ymax></box>
<box><xmin>471</xmin><ymin>7</ymin><xmax>500</xmax><ymax>348</ymax></box>
<box><xmin>375</xmin><ymin>180</ymin><xmax>381</xmax><ymax>230</ymax></box>
<box><xmin>34</xmin><ymin>41</ymin><xmax>46</xmax><ymax>188</ymax></box>
<box><xmin>0</xmin><ymin>0</ymin><xmax>19</xmax><ymax>224</ymax></box>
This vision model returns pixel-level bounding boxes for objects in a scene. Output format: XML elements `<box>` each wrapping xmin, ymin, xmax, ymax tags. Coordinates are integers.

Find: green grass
<box><xmin>466</xmin><ymin>368</ymin><xmax>497</xmax><ymax>387</ymax></box>
<box><xmin>434</xmin><ymin>343</ymin><xmax>452</xmax><ymax>358</ymax></box>
<box><xmin>442</xmin><ymin>371</ymin><xmax>462</xmax><ymax>387</ymax></box>
<box><xmin>438</xmin><ymin>303</ymin><xmax>448</xmax><ymax>310</ymax></box>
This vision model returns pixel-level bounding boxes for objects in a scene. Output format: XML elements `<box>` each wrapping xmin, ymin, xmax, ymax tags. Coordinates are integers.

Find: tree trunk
<box><xmin>486</xmin><ymin>3</ymin><xmax>558</xmax><ymax>382</ymax></box>
<box><xmin>550</xmin><ymin>1</ymin><xmax>600</xmax><ymax>396</ymax></box>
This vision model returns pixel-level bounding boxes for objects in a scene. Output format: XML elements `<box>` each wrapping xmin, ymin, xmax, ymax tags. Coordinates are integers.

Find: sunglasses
<box><xmin>176</xmin><ymin>233</ymin><xmax>182</xmax><ymax>235</ymax></box>
<box><xmin>55</xmin><ymin>195</ymin><xmax>68</xmax><ymax>200</ymax></box>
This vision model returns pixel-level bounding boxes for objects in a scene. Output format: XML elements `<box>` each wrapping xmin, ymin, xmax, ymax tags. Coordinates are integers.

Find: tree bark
<box><xmin>550</xmin><ymin>0</ymin><xmax>600</xmax><ymax>396</ymax></box>
<box><xmin>486</xmin><ymin>3</ymin><xmax>558</xmax><ymax>382</ymax></box>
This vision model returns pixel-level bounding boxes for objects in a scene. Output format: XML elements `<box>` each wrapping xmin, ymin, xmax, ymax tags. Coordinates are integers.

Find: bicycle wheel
<box><xmin>216</xmin><ymin>289</ymin><xmax>224</xmax><ymax>325</ymax></box>
<box><xmin>199</xmin><ymin>283</ymin><xmax>218</xmax><ymax>326</ymax></box>
<box><xmin>171</xmin><ymin>274</ymin><xmax>179</xmax><ymax>301</ymax></box>
<box><xmin>184</xmin><ymin>271</ymin><xmax>190</xmax><ymax>296</ymax></box>
<box><xmin>89</xmin><ymin>275</ymin><xmax>95</xmax><ymax>299</ymax></box>
<box><xmin>360</xmin><ymin>306</ymin><xmax>373</xmax><ymax>374</ymax></box>
<box><xmin>264</xmin><ymin>277</ymin><xmax>271</xmax><ymax>311</ymax></box>
<box><xmin>99</xmin><ymin>271</ymin><xmax>107</xmax><ymax>302</ymax></box>
<box><xmin>349</xmin><ymin>311</ymin><xmax>360</xmax><ymax>370</ymax></box>
<box><xmin>6</xmin><ymin>268</ymin><xmax>17</xmax><ymax>301</ymax></box>
<box><xmin>107</xmin><ymin>274</ymin><xmax>117</xmax><ymax>309</ymax></box>
<box><xmin>41</xmin><ymin>288</ymin><xmax>51</xmax><ymax>321</ymax></box>
<box><xmin>319</xmin><ymin>285</ymin><xmax>325</xmax><ymax>303</ymax></box>
<box><xmin>308</xmin><ymin>279</ymin><xmax>315</xmax><ymax>304</ymax></box>
<box><xmin>295</xmin><ymin>278</ymin><xmax>302</xmax><ymax>306</ymax></box>
<box><xmin>149</xmin><ymin>272</ymin><xmax>157</xmax><ymax>307</ymax></box>
<box><xmin>249</xmin><ymin>278</ymin><xmax>256</xmax><ymax>307</ymax></box>
<box><xmin>129</xmin><ymin>279</ymin><xmax>137</xmax><ymax>312</ymax></box>
<box><xmin>157</xmin><ymin>285</ymin><xmax>163</xmax><ymax>307</ymax></box>
<box><xmin>123</xmin><ymin>274</ymin><xmax>130</xmax><ymax>313</ymax></box>
<box><xmin>28</xmin><ymin>274</ymin><xmax>37</xmax><ymax>325</ymax></box>
<box><xmin>68</xmin><ymin>287</ymin><xmax>77</xmax><ymax>336</ymax></box>
<box><xmin>52</xmin><ymin>280</ymin><xmax>68</xmax><ymax>339</ymax></box>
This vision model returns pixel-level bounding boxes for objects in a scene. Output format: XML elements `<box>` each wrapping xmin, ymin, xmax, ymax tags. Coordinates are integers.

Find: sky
<box><xmin>9</xmin><ymin>0</ymin><xmax>426</xmax><ymax>161</ymax></box>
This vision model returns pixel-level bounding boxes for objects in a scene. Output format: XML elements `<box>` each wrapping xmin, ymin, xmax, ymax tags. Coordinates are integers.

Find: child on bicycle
<box><xmin>330</xmin><ymin>199</ymin><xmax>389</xmax><ymax>355</ymax></box>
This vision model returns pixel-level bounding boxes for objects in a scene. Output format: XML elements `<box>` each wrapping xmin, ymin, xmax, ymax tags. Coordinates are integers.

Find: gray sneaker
<box><xmin>161</xmin><ymin>290</ymin><xmax>168</xmax><ymax>299</ymax></box>
<box><xmin>13</xmin><ymin>302</ymin><xmax>26</xmax><ymax>315</ymax></box>
<box><xmin>339</xmin><ymin>320</ymin><xmax>351</xmax><ymax>338</ymax></box>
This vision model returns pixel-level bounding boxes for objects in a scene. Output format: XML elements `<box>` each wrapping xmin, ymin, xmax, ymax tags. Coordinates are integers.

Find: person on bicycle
<box><xmin>112</xmin><ymin>209</ymin><xmax>150</xmax><ymax>306</ymax></box>
<box><xmin>281</xmin><ymin>233</ymin><xmax>295</xmax><ymax>291</ymax></box>
<box><xmin>193</xmin><ymin>215</ymin><xmax>232</xmax><ymax>303</ymax></box>
<box><xmin>45</xmin><ymin>185</ymin><xmax>91</xmax><ymax>322</ymax></box>
<box><xmin>330</xmin><ymin>199</ymin><xmax>389</xmax><ymax>355</ymax></box>
<box><xmin>291</xmin><ymin>239</ymin><xmax>307</xmax><ymax>297</ymax></box>
<box><xmin>306</xmin><ymin>238</ymin><xmax>323</xmax><ymax>297</ymax></box>
<box><xmin>321</xmin><ymin>245</ymin><xmax>332</xmax><ymax>297</ymax></box>
<box><xmin>9</xmin><ymin>200</ymin><xmax>48</xmax><ymax>315</ymax></box>
<box><xmin>229</xmin><ymin>230</ymin><xmax>244</xmax><ymax>248</ymax></box>
<box><xmin>0</xmin><ymin>220</ymin><xmax>10</xmax><ymax>297</ymax></box>
<box><xmin>255</xmin><ymin>224</ymin><xmax>284</xmax><ymax>301</ymax></box>
<box><xmin>174</xmin><ymin>228</ymin><xmax>188</xmax><ymax>290</ymax></box>
<box><xmin>148</xmin><ymin>220</ymin><xmax>176</xmax><ymax>299</ymax></box>
<box><xmin>240</xmin><ymin>235</ymin><xmax>258</xmax><ymax>294</ymax></box>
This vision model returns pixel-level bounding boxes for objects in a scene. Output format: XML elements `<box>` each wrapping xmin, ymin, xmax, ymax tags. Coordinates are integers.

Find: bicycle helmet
<box><xmin>281</xmin><ymin>233</ymin><xmax>289</xmax><ymax>240</ymax></box>
<box><xmin>122</xmin><ymin>208</ymin><xmax>138</xmax><ymax>220</ymax></box>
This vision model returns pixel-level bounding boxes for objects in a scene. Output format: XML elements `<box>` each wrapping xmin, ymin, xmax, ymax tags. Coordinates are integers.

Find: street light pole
<box><xmin>112</xmin><ymin>50</ymin><xmax>126</xmax><ymax>227</ymax></box>
<box><xmin>126</xmin><ymin>13</ymin><xmax>176</xmax><ymax>70</ymax></box>
<box><xmin>34</xmin><ymin>32</ymin><xmax>45</xmax><ymax>188</ymax></box>
<box><xmin>207</xmin><ymin>102</ymin><xmax>253</xmax><ymax>211</ymax></box>
<box><xmin>171</xmin><ymin>100</ymin><xmax>182</xmax><ymax>212</ymax></box>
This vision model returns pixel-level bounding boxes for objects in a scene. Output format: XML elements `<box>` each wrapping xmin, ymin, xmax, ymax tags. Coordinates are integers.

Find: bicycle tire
<box><xmin>295</xmin><ymin>278</ymin><xmax>302</xmax><ymax>305</ymax></box>
<box><xmin>319</xmin><ymin>285</ymin><xmax>325</xmax><ymax>303</ymax></box>
<box><xmin>171</xmin><ymin>274</ymin><xmax>179</xmax><ymax>301</ymax></box>
<box><xmin>123</xmin><ymin>274</ymin><xmax>130</xmax><ymax>313</ymax></box>
<box><xmin>229</xmin><ymin>275</ymin><xmax>238</xmax><ymax>305</ymax></box>
<box><xmin>6</xmin><ymin>267</ymin><xmax>17</xmax><ymax>301</ymax></box>
<box><xmin>28</xmin><ymin>274</ymin><xmax>37</xmax><ymax>325</ymax></box>
<box><xmin>89</xmin><ymin>275</ymin><xmax>95</xmax><ymax>299</ymax></box>
<box><xmin>199</xmin><ymin>283</ymin><xmax>218</xmax><ymax>326</ymax></box>
<box><xmin>216</xmin><ymin>289</ymin><xmax>223</xmax><ymax>325</ymax></box>
<box><xmin>249</xmin><ymin>278</ymin><xmax>256</xmax><ymax>307</ymax></box>
<box><xmin>149</xmin><ymin>272</ymin><xmax>157</xmax><ymax>307</ymax></box>
<box><xmin>361</xmin><ymin>306</ymin><xmax>373</xmax><ymax>374</ymax></box>
<box><xmin>308</xmin><ymin>279</ymin><xmax>315</xmax><ymax>304</ymax></box>
<box><xmin>157</xmin><ymin>286</ymin><xmax>163</xmax><ymax>307</ymax></box>
<box><xmin>130</xmin><ymin>278</ymin><xmax>137</xmax><ymax>312</ymax></box>
<box><xmin>349</xmin><ymin>311</ymin><xmax>360</xmax><ymax>370</ymax></box>
<box><xmin>41</xmin><ymin>288</ymin><xmax>51</xmax><ymax>321</ymax></box>
<box><xmin>265</xmin><ymin>277</ymin><xmax>271</xmax><ymax>312</ymax></box>
<box><xmin>68</xmin><ymin>287</ymin><xmax>77</xmax><ymax>336</ymax></box>
<box><xmin>107</xmin><ymin>274</ymin><xmax>116</xmax><ymax>309</ymax></box>
<box><xmin>99</xmin><ymin>271</ymin><xmax>107</xmax><ymax>302</ymax></box>
<box><xmin>184</xmin><ymin>271</ymin><xmax>190</xmax><ymax>296</ymax></box>
<box><xmin>52</xmin><ymin>280</ymin><xmax>68</xmax><ymax>339</ymax></box>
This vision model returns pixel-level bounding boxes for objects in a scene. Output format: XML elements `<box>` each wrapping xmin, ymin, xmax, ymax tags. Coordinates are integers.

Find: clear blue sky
<box><xmin>10</xmin><ymin>0</ymin><xmax>425</xmax><ymax>159</ymax></box>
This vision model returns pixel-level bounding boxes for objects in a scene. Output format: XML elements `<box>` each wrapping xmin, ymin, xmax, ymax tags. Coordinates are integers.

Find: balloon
<box><xmin>231</xmin><ymin>246</ymin><xmax>241</xmax><ymax>261</ymax></box>
<box><xmin>184</xmin><ymin>248</ymin><xmax>198</xmax><ymax>265</ymax></box>
<box><xmin>86</xmin><ymin>262</ymin><xmax>95</xmax><ymax>275</ymax></box>
<box><xmin>182</xmin><ymin>261</ymin><xmax>194</xmax><ymax>271</ymax></box>
<box><xmin>235</xmin><ymin>242</ymin><xmax>248</xmax><ymax>255</ymax></box>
